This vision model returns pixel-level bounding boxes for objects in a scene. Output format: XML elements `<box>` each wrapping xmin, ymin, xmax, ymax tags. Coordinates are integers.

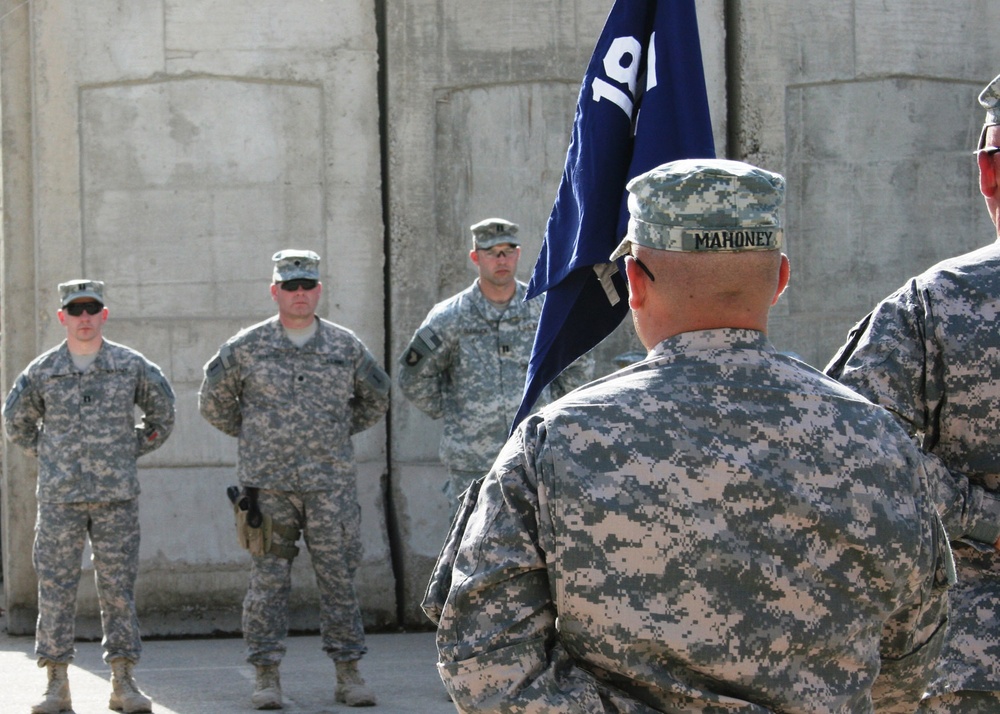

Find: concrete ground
<box><xmin>0</xmin><ymin>611</ymin><xmax>456</xmax><ymax>714</ymax></box>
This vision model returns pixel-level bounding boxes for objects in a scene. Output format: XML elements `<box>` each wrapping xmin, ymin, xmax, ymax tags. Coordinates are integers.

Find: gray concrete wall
<box><xmin>728</xmin><ymin>2</ymin><xmax>1000</xmax><ymax>368</ymax></box>
<box><xmin>1</xmin><ymin>0</ymin><xmax>392</xmax><ymax>635</ymax></box>
<box><xmin>3</xmin><ymin>0</ymin><xmax>998</xmax><ymax>637</ymax></box>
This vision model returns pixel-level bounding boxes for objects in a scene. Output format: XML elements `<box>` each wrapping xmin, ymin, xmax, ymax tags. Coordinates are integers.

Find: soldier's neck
<box><xmin>478</xmin><ymin>280</ymin><xmax>515</xmax><ymax>306</ymax></box>
<box><xmin>67</xmin><ymin>336</ymin><xmax>103</xmax><ymax>356</ymax></box>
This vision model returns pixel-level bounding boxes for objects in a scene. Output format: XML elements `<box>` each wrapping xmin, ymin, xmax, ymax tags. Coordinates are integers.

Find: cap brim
<box><xmin>475</xmin><ymin>237</ymin><xmax>520</xmax><ymax>250</ymax></box>
<box><xmin>609</xmin><ymin>237</ymin><xmax>632</xmax><ymax>262</ymax></box>
<box><xmin>274</xmin><ymin>270</ymin><xmax>320</xmax><ymax>282</ymax></box>
<box><xmin>61</xmin><ymin>290</ymin><xmax>103</xmax><ymax>306</ymax></box>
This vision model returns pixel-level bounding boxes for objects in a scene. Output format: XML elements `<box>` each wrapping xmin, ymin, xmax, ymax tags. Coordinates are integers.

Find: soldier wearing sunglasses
<box><xmin>2</xmin><ymin>279</ymin><xmax>175</xmax><ymax>714</ymax></box>
<box><xmin>199</xmin><ymin>249</ymin><xmax>389</xmax><ymax>709</ymax></box>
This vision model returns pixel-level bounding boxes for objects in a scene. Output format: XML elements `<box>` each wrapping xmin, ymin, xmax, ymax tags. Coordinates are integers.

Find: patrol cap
<box><xmin>978</xmin><ymin>73</ymin><xmax>1000</xmax><ymax>149</ymax></box>
<box><xmin>610</xmin><ymin>158</ymin><xmax>785</xmax><ymax>260</ymax></box>
<box><xmin>470</xmin><ymin>218</ymin><xmax>520</xmax><ymax>250</ymax></box>
<box><xmin>272</xmin><ymin>249</ymin><xmax>321</xmax><ymax>282</ymax></box>
<box><xmin>58</xmin><ymin>279</ymin><xmax>105</xmax><ymax>307</ymax></box>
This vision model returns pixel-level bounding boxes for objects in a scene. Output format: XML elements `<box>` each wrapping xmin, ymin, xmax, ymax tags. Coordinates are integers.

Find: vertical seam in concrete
<box><xmin>374</xmin><ymin>0</ymin><xmax>406</xmax><ymax>628</ymax></box>
<box><xmin>77</xmin><ymin>84</ymin><xmax>86</xmax><ymax>273</ymax></box>
<box><xmin>723</xmin><ymin>0</ymin><xmax>739</xmax><ymax>158</ymax></box>
<box><xmin>1</xmin><ymin>0</ymin><xmax>39</xmax><ymax>626</ymax></box>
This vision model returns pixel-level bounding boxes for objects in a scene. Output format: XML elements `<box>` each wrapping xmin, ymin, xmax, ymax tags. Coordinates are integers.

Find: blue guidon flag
<box><xmin>512</xmin><ymin>0</ymin><xmax>716</xmax><ymax>432</ymax></box>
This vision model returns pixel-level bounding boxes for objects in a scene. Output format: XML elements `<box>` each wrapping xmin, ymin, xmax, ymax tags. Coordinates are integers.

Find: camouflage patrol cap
<box><xmin>978</xmin><ymin>73</ymin><xmax>1000</xmax><ymax>149</ymax></box>
<box><xmin>470</xmin><ymin>218</ymin><xmax>520</xmax><ymax>250</ymax></box>
<box><xmin>272</xmin><ymin>249</ymin><xmax>321</xmax><ymax>282</ymax></box>
<box><xmin>58</xmin><ymin>279</ymin><xmax>105</xmax><ymax>306</ymax></box>
<box><xmin>610</xmin><ymin>159</ymin><xmax>785</xmax><ymax>260</ymax></box>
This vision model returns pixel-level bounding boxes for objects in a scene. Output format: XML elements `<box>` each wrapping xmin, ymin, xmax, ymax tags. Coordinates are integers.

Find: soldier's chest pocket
<box><xmin>42</xmin><ymin>370</ymin><xmax>132</xmax><ymax>420</ymax></box>
<box><xmin>295</xmin><ymin>357</ymin><xmax>355</xmax><ymax>409</ymax></box>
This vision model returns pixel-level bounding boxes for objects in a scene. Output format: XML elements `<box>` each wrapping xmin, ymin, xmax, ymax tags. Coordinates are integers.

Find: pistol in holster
<box><xmin>226</xmin><ymin>486</ymin><xmax>300</xmax><ymax>560</ymax></box>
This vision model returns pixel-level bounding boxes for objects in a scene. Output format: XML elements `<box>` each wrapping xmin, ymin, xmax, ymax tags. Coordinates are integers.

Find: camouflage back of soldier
<box><xmin>432</xmin><ymin>329</ymin><xmax>950</xmax><ymax>712</ymax></box>
<box><xmin>827</xmin><ymin>240</ymin><xmax>1000</xmax><ymax>697</ymax></box>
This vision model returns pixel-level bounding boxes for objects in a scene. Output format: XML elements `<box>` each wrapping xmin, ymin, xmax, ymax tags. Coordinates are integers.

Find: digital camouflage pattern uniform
<box><xmin>826</xmin><ymin>241</ymin><xmax>1000</xmax><ymax>704</ymax></box>
<box><xmin>199</xmin><ymin>313</ymin><xmax>390</xmax><ymax>666</ymax></box>
<box><xmin>425</xmin><ymin>330</ymin><xmax>954</xmax><ymax>714</ymax></box>
<box><xmin>399</xmin><ymin>218</ymin><xmax>593</xmax><ymax>506</ymax></box>
<box><xmin>3</xmin><ymin>332</ymin><xmax>175</xmax><ymax>665</ymax></box>
<box><xmin>398</xmin><ymin>282</ymin><xmax>592</xmax><ymax>503</ymax></box>
<box><xmin>825</xmin><ymin>74</ymin><xmax>1000</xmax><ymax>713</ymax></box>
<box><xmin>425</xmin><ymin>159</ymin><xmax>954</xmax><ymax>713</ymax></box>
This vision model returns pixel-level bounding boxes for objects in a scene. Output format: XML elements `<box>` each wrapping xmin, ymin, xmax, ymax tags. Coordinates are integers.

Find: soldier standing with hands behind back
<box><xmin>199</xmin><ymin>250</ymin><xmax>389</xmax><ymax>710</ymax></box>
<box><xmin>3</xmin><ymin>279</ymin><xmax>175</xmax><ymax>714</ymax></box>
<box><xmin>398</xmin><ymin>218</ymin><xmax>592</xmax><ymax>509</ymax></box>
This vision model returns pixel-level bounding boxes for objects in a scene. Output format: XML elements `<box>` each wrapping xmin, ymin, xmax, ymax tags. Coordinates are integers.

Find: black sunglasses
<box><xmin>279</xmin><ymin>279</ymin><xmax>318</xmax><ymax>292</ymax></box>
<box><xmin>64</xmin><ymin>302</ymin><xmax>104</xmax><ymax>316</ymax></box>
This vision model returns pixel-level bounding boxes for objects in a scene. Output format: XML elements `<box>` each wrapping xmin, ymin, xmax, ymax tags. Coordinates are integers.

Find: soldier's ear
<box><xmin>772</xmin><ymin>254</ymin><xmax>790</xmax><ymax>306</ymax></box>
<box><xmin>624</xmin><ymin>256</ymin><xmax>648</xmax><ymax>309</ymax></box>
<box><xmin>979</xmin><ymin>150</ymin><xmax>999</xmax><ymax>200</ymax></box>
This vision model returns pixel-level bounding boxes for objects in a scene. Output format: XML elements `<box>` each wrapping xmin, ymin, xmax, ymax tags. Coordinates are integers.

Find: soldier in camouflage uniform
<box><xmin>199</xmin><ymin>250</ymin><xmax>389</xmax><ymax>709</ymax></box>
<box><xmin>826</xmin><ymin>75</ymin><xmax>1000</xmax><ymax>714</ymax></box>
<box><xmin>422</xmin><ymin>159</ymin><xmax>955</xmax><ymax>713</ymax></box>
<box><xmin>398</xmin><ymin>218</ymin><xmax>592</xmax><ymax>508</ymax></box>
<box><xmin>3</xmin><ymin>279</ymin><xmax>175</xmax><ymax>714</ymax></box>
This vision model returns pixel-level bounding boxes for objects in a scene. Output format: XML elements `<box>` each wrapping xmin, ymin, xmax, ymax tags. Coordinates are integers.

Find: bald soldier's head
<box><xmin>608</xmin><ymin>159</ymin><xmax>790</xmax><ymax>349</ymax></box>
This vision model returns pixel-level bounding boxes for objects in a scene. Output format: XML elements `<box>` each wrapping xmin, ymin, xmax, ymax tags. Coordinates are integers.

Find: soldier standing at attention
<box><xmin>827</xmin><ymin>73</ymin><xmax>1000</xmax><ymax>713</ymax></box>
<box><xmin>199</xmin><ymin>250</ymin><xmax>389</xmax><ymax>709</ymax></box>
<box><xmin>423</xmin><ymin>160</ymin><xmax>954</xmax><ymax>713</ymax></box>
<box><xmin>398</xmin><ymin>218</ymin><xmax>592</xmax><ymax>508</ymax></box>
<box><xmin>3</xmin><ymin>279</ymin><xmax>175</xmax><ymax>714</ymax></box>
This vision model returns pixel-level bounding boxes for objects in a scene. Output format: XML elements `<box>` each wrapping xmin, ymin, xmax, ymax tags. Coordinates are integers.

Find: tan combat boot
<box><xmin>251</xmin><ymin>663</ymin><xmax>283</xmax><ymax>710</ymax></box>
<box><xmin>31</xmin><ymin>660</ymin><xmax>72</xmax><ymax>714</ymax></box>
<box><xmin>109</xmin><ymin>658</ymin><xmax>153</xmax><ymax>713</ymax></box>
<box><xmin>335</xmin><ymin>660</ymin><xmax>377</xmax><ymax>707</ymax></box>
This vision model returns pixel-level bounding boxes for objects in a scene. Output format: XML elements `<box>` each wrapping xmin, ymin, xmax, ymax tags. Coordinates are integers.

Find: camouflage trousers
<box><xmin>243</xmin><ymin>489</ymin><xmax>366</xmax><ymax>666</ymax></box>
<box><xmin>33</xmin><ymin>499</ymin><xmax>142</xmax><ymax>664</ymax></box>
<box><xmin>919</xmin><ymin>545</ymin><xmax>1000</xmax><ymax>707</ymax></box>
<box><xmin>918</xmin><ymin>692</ymin><xmax>1000</xmax><ymax>713</ymax></box>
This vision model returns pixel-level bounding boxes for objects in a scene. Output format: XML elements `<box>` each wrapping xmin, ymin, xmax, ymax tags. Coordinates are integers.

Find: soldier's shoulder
<box><xmin>21</xmin><ymin>341</ymin><xmax>70</xmax><ymax>374</ymax></box>
<box><xmin>427</xmin><ymin>283</ymin><xmax>480</xmax><ymax>322</ymax></box>
<box><xmin>225</xmin><ymin>316</ymin><xmax>281</xmax><ymax>349</ymax></box>
<box><xmin>102</xmin><ymin>339</ymin><xmax>149</xmax><ymax>360</ymax></box>
<box><xmin>317</xmin><ymin>317</ymin><xmax>366</xmax><ymax>343</ymax></box>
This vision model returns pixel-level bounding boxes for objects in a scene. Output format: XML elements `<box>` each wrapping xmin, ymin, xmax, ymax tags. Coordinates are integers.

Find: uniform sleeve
<box><xmin>549</xmin><ymin>351</ymin><xmax>595</xmax><ymax>401</ymax></box>
<box><xmin>825</xmin><ymin>282</ymin><xmax>929</xmax><ymax>432</ymax></box>
<box><xmin>826</xmin><ymin>283</ymin><xmax>1000</xmax><ymax>546</ymax></box>
<box><xmin>871</xmin><ymin>454</ymin><xmax>953</xmax><ymax>712</ymax></box>
<box><xmin>350</xmin><ymin>344</ymin><xmax>390</xmax><ymax>434</ymax></box>
<box><xmin>432</xmin><ymin>421</ymin><xmax>648</xmax><ymax>713</ymax></box>
<box><xmin>134</xmin><ymin>359</ymin><xmax>176</xmax><ymax>456</ymax></box>
<box><xmin>397</xmin><ymin>314</ymin><xmax>452</xmax><ymax>419</ymax></box>
<box><xmin>198</xmin><ymin>343</ymin><xmax>243</xmax><ymax>437</ymax></box>
<box><xmin>2</xmin><ymin>370</ymin><xmax>43</xmax><ymax>455</ymax></box>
